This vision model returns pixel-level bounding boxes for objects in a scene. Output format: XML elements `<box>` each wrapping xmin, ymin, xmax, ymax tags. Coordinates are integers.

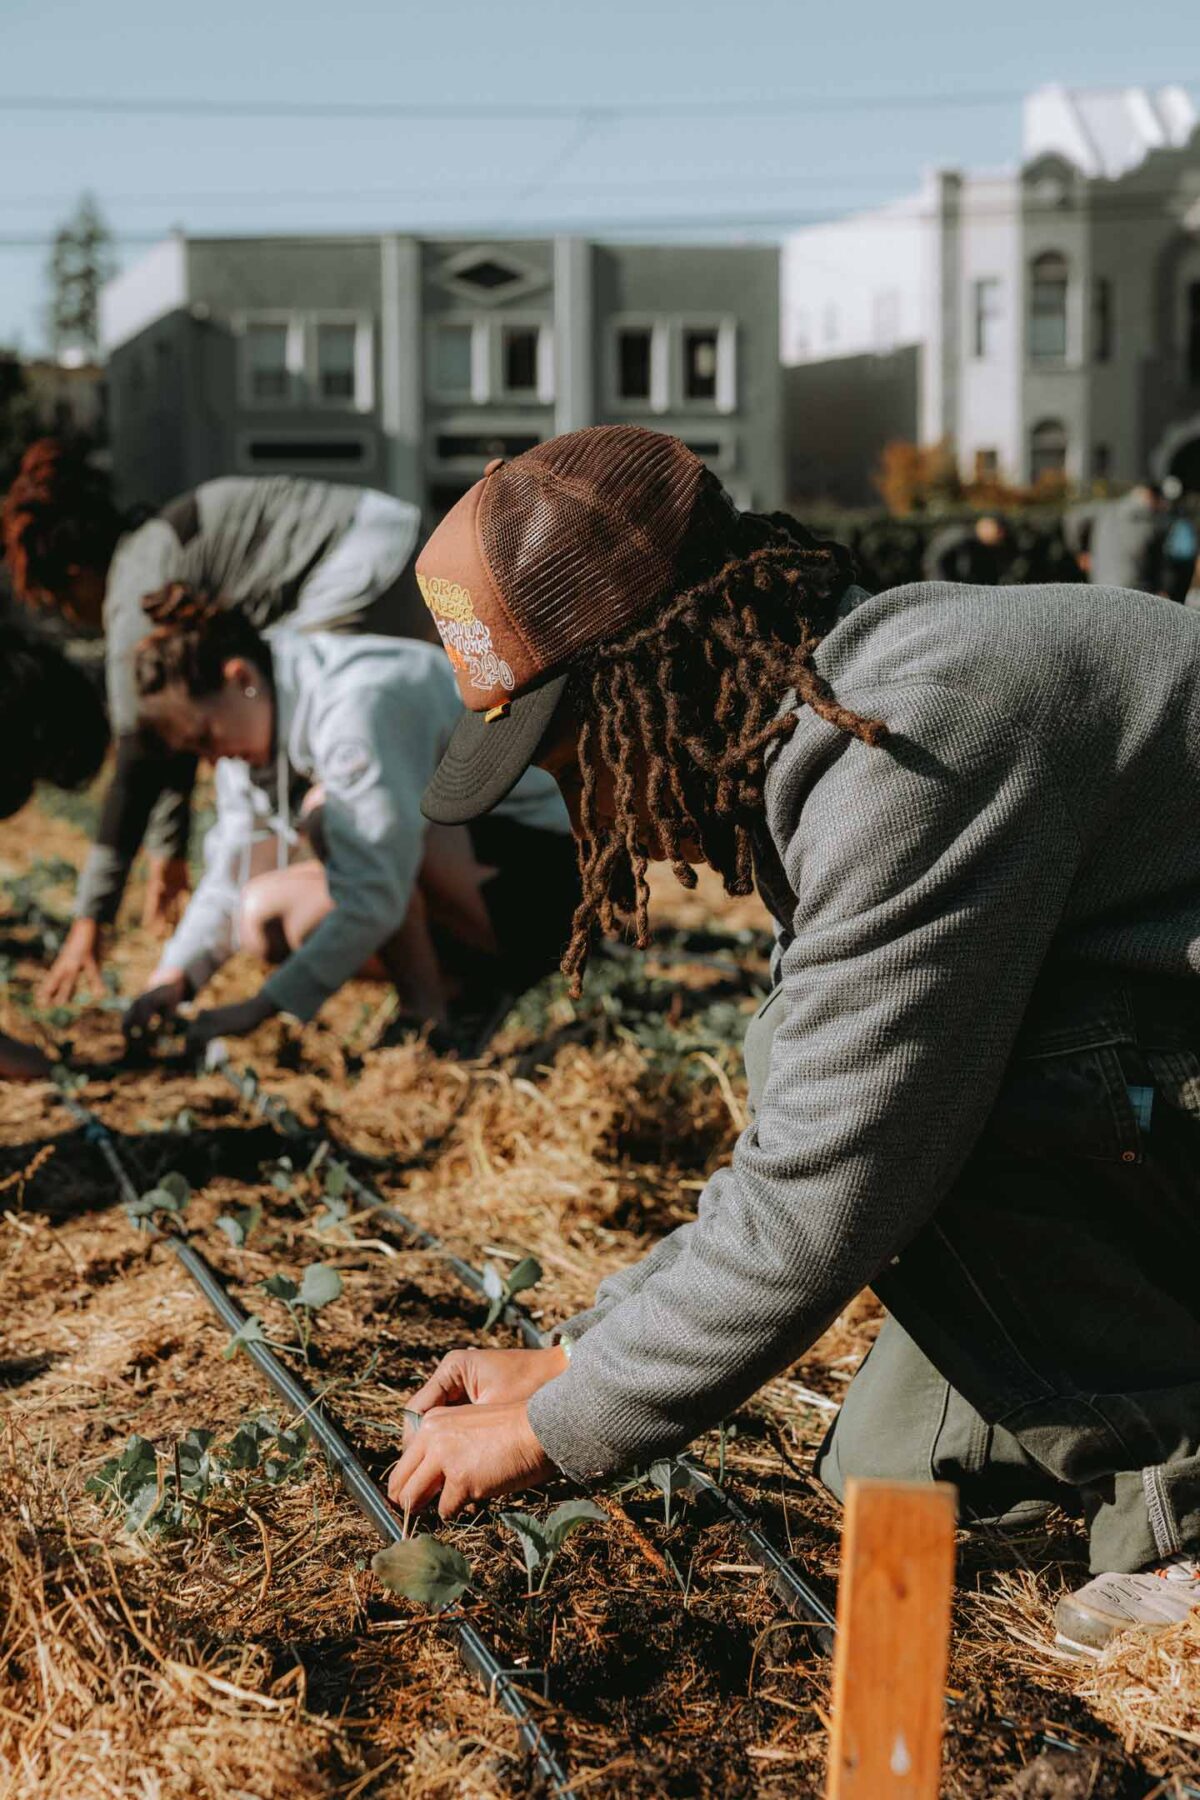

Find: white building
<box><xmin>782</xmin><ymin>85</ymin><xmax>1200</xmax><ymax>499</ymax></box>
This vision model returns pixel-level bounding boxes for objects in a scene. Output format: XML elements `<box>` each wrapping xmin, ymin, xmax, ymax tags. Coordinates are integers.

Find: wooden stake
<box><xmin>826</xmin><ymin>1478</ymin><xmax>957</xmax><ymax>1800</ymax></box>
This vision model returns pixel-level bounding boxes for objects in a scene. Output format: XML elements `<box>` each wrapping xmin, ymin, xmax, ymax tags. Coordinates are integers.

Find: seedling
<box><xmin>268</xmin><ymin>1155</ymin><xmax>298</xmax><ymax>1193</ymax></box>
<box><xmin>258</xmin><ymin>1261</ymin><xmax>343</xmax><ymax>1359</ymax></box>
<box><xmin>372</xmin><ymin>1536</ymin><xmax>472</xmax><ymax>1612</ymax></box>
<box><xmin>498</xmin><ymin>1498</ymin><xmax>607</xmax><ymax>1597</ymax></box>
<box><xmin>86</xmin><ymin>1417</ymin><xmax>310</xmax><ymax>1537</ymax></box>
<box><xmin>480</xmin><ymin>1254</ymin><xmax>543</xmax><ymax>1331</ymax></box>
<box><xmin>648</xmin><ymin>1459</ymin><xmax>696</xmax><ymax>1531</ymax></box>
<box><xmin>215</xmin><ymin>1201</ymin><xmax>262</xmax><ymax>1249</ymax></box>
<box><xmin>124</xmin><ymin>1170</ymin><xmax>191</xmax><ymax>1235</ymax></box>
<box><xmin>50</xmin><ymin>1064</ymin><xmax>87</xmax><ymax>1096</ymax></box>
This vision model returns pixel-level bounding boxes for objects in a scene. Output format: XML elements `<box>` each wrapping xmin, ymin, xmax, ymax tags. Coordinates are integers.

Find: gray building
<box><xmin>782</xmin><ymin>85</ymin><xmax>1200</xmax><ymax>499</ymax></box>
<box><xmin>100</xmin><ymin>232</ymin><xmax>782</xmax><ymax>519</ymax></box>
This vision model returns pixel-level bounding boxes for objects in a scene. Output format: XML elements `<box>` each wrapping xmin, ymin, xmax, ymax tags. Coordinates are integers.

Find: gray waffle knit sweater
<box><xmin>527</xmin><ymin>580</ymin><xmax>1200</xmax><ymax>1481</ymax></box>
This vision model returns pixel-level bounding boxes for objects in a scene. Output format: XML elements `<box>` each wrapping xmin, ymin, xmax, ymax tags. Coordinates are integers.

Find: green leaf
<box><xmin>261</xmin><ymin>1273</ymin><xmax>299</xmax><ymax>1303</ymax></box>
<box><xmin>158</xmin><ymin>1171</ymin><xmax>191</xmax><ymax>1206</ymax></box>
<box><xmin>324</xmin><ymin>1160</ymin><xmax>351</xmax><ymax>1199</ymax></box>
<box><xmin>506</xmin><ymin>1255</ymin><xmax>543</xmax><ymax>1299</ymax></box>
<box><xmin>216</xmin><ymin>1202</ymin><xmax>262</xmax><ymax>1249</ymax></box>
<box><xmin>372</xmin><ymin>1538</ymin><xmax>471</xmax><ymax>1611</ymax></box>
<box><xmin>124</xmin><ymin>1481</ymin><xmax>164</xmax><ymax>1534</ymax></box>
<box><xmin>227</xmin><ymin>1421</ymin><xmax>271</xmax><ymax>1469</ymax></box>
<box><xmin>297</xmin><ymin>1263</ymin><xmax>342</xmax><ymax>1310</ymax></box>
<box><xmin>315</xmin><ymin>1194</ymin><xmax>351</xmax><ymax>1233</ymax></box>
<box><xmin>543</xmin><ymin>1498</ymin><xmax>607</xmax><ymax>1552</ymax></box>
<box><xmin>223</xmin><ymin>1315</ymin><xmax>267</xmax><ymax>1360</ymax></box>
<box><xmin>499</xmin><ymin>1511</ymin><xmax>549</xmax><ymax>1577</ymax></box>
<box><xmin>648</xmin><ymin>1459</ymin><xmax>696</xmax><ymax>1529</ymax></box>
<box><xmin>85</xmin><ymin>1434</ymin><xmax>159</xmax><ymax>1505</ymax></box>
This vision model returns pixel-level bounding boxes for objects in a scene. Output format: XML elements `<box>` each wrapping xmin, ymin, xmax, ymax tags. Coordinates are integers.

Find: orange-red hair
<box><xmin>0</xmin><ymin>438</ymin><xmax>121</xmax><ymax>607</ymax></box>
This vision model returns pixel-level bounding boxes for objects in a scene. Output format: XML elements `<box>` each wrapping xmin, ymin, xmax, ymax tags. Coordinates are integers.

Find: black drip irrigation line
<box><xmin>211</xmin><ymin>1056</ymin><xmax>1200</xmax><ymax>1794</ymax></box>
<box><xmin>57</xmin><ymin>1089</ymin><xmax>577</xmax><ymax>1800</ymax></box>
<box><xmin>211</xmin><ymin>1050</ymin><xmax>839</xmax><ymax>1640</ymax></box>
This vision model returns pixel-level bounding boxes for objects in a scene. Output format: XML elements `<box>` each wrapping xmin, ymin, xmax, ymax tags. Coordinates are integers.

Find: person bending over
<box><xmin>122</xmin><ymin>587</ymin><xmax>574</xmax><ymax>1056</ymax></box>
<box><xmin>0</xmin><ymin>625</ymin><xmax>107</xmax><ymax>1079</ymax></box>
<box><xmin>0</xmin><ymin>440</ymin><xmax>424</xmax><ymax>1000</ymax></box>
<box><xmin>385</xmin><ymin>425</ymin><xmax>1200</xmax><ymax>1663</ymax></box>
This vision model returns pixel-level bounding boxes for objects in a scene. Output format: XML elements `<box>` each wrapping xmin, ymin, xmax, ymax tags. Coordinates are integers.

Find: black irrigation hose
<box><xmin>58</xmin><ymin>1090</ymin><xmax>577</xmax><ymax>1799</ymax></box>
<box><xmin>212</xmin><ymin>1059</ymin><xmax>1200</xmax><ymax>1793</ymax></box>
<box><xmin>211</xmin><ymin>1052</ymin><xmax>840</xmax><ymax>1639</ymax></box>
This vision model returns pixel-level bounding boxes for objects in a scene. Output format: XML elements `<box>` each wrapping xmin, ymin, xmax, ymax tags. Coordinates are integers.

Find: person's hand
<box><xmin>0</xmin><ymin>1031</ymin><xmax>52</xmax><ymax>1082</ymax></box>
<box><xmin>387</xmin><ymin>1400</ymin><xmax>557</xmax><ymax>1519</ymax></box>
<box><xmin>141</xmin><ymin>856</ymin><xmax>191</xmax><ymax>933</ymax></box>
<box><xmin>123</xmin><ymin>969</ymin><xmax>190</xmax><ymax>1041</ymax></box>
<box><xmin>407</xmin><ymin>1344</ymin><xmax>569</xmax><ymax>1415</ymax></box>
<box><xmin>41</xmin><ymin>919</ymin><xmax>105</xmax><ymax>1005</ymax></box>
<box><xmin>184</xmin><ymin>993</ymin><xmax>278</xmax><ymax>1056</ymax></box>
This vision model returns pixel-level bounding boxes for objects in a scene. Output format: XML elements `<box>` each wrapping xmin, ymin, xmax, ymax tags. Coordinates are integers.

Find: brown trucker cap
<box><xmin>418</xmin><ymin>425</ymin><xmax>711</xmax><ymax>824</ymax></box>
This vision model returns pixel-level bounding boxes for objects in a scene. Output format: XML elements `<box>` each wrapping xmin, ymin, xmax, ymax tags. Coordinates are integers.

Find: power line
<box><xmin>0</xmin><ymin>80</ymin><xmax>1194</xmax><ymax>121</ymax></box>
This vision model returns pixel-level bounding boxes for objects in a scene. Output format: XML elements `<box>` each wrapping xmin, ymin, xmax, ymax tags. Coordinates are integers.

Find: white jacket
<box><xmin>161</xmin><ymin>630</ymin><xmax>570</xmax><ymax>1021</ymax></box>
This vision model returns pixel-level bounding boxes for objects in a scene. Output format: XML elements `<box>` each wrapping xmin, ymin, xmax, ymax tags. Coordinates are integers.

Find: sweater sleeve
<box><xmin>261</xmin><ymin>683</ymin><xmax>438</xmax><ymax>1022</ymax></box>
<box><xmin>159</xmin><ymin>759</ymin><xmax>257</xmax><ymax>993</ymax></box>
<box><xmin>528</xmin><ymin>686</ymin><xmax>1083</xmax><ymax>1481</ymax></box>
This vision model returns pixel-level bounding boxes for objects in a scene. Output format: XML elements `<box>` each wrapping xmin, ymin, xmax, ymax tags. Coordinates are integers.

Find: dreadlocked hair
<box><xmin>0</xmin><ymin>439</ymin><xmax>123</xmax><ymax>605</ymax></box>
<box><xmin>135</xmin><ymin>583</ymin><xmax>270</xmax><ymax>700</ymax></box>
<box><xmin>559</xmin><ymin>507</ymin><xmax>887</xmax><ymax>994</ymax></box>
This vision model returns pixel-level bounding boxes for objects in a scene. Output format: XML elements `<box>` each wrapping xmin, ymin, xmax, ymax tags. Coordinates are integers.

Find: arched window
<box><xmin>1030</xmin><ymin>253</ymin><xmax>1069</xmax><ymax>361</ymax></box>
<box><xmin>1030</xmin><ymin>418</ymin><xmax>1068</xmax><ymax>482</ymax></box>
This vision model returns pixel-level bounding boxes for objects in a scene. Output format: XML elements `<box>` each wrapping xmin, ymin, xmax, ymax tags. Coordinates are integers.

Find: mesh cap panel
<box><xmin>478</xmin><ymin>426</ymin><xmax>706</xmax><ymax>667</ymax></box>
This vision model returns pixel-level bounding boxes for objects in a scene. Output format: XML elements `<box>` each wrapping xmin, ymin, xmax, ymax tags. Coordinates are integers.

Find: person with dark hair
<box><xmin>121</xmin><ymin>586</ymin><xmax>574</xmax><ymax>1053</ymax></box>
<box><xmin>0</xmin><ymin>624</ymin><xmax>108</xmax><ymax>1079</ymax></box>
<box><xmin>0</xmin><ymin>440</ymin><xmax>424</xmax><ymax>1001</ymax></box>
<box><xmin>383</xmin><ymin>426</ymin><xmax>1200</xmax><ymax>1661</ymax></box>
<box><xmin>921</xmin><ymin>512</ymin><xmax>1009</xmax><ymax>585</ymax></box>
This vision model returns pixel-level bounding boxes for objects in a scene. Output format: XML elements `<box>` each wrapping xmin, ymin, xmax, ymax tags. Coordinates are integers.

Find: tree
<box><xmin>46</xmin><ymin>193</ymin><xmax>115</xmax><ymax>364</ymax></box>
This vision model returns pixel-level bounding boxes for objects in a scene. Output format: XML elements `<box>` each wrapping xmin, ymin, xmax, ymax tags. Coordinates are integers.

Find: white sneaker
<box><xmin>1054</xmin><ymin>1555</ymin><xmax>1200</xmax><ymax>1657</ymax></box>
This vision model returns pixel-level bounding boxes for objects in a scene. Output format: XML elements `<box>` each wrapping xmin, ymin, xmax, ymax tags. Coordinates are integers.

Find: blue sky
<box><xmin>2</xmin><ymin>0</ymin><xmax>1198</xmax><ymax>349</ymax></box>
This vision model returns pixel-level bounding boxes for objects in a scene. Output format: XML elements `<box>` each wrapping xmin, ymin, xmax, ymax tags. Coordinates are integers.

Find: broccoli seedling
<box><xmin>647</xmin><ymin>1459</ymin><xmax>696</xmax><ymax>1531</ymax></box>
<box><xmin>480</xmin><ymin>1254</ymin><xmax>543</xmax><ymax>1331</ymax></box>
<box><xmin>215</xmin><ymin>1201</ymin><xmax>262</xmax><ymax>1249</ymax></box>
<box><xmin>498</xmin><ymin>1498</ymin><xmax>607</xmax><ymax>1597</ymax></box>
<box><xmin>372</xmin><ymin>1536</ymin><xmax>472</xmax><ymax>1612</ymax></box>
<box><xmin>258</xmin><ymin>1262</ymin><xmax>342</xmax><ymax>1359</ymax></box>
<box><xmin>124</xmin><ymin>1170</ymin><xmax>191</xmax><ymax>1235</ymax></box>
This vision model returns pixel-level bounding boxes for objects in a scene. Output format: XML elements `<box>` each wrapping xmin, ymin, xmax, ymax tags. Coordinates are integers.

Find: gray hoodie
<box><xmin>160</xmin><ymin>630</ymin><xmax>569</xmax><ymax>1020</ymax></box>
<box><xmin>527</xmin><ymin>579</ymin><xmax>1200</xmax><ymax>1482</ymax></box>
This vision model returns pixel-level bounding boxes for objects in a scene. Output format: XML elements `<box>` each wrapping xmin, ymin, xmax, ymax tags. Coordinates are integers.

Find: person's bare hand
<box><xmin>0</xmin><ymin>1031</ymin><xmax>52</xmax><ymax>1082</ymax></box>
<box><xmin>142</xmin><ymin>856</ymin><xmax>191</xmax><ymax>933</ymax></box>
<box><xmin>41</xmin><ymin>919</ymin><xmax>104</xmax><ymax>1005</ymax></box>
<box><xmin>407</xmin><ymin>1344</ymin><xmax>569</xmax><ymax>1416</ymax></box>
<box><xmin>387</xmin><ymin>1400</ymin><xmax>557</xmax><ymax>1519</ymax></box>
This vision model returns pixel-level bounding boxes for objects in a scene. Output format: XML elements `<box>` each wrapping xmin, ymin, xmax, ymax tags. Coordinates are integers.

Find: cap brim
<box><xmin>422</xmin><ymin>674</ymin><xmax>569</xmax><ymax>825</ymax></box>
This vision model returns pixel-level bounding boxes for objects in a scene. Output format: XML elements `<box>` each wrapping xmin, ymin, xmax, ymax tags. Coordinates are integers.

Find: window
<box><xmin>616</xmin><ymin>326</ymin><xmax>653</xmax><ymax>400</ymax></box>
<box><xmin>240</xmin><ymin>433</ymin><xmax>373</xmax><ymax>472</ymax></box>
<box><xmin>316</xmin><ymin>323</ymin><xmax>357</xmax><ymax>402</ymax></box>
<box><xmin>1030</xmin><ymin>418</ymin><xmax>1068</xmax><ymax>482</ymax></box>
<box><xmin>1030</xmin><ymin>253</ymin><xmax>1069</xmax><ymax>361</ymax></box>
<box><xmin>501</xmin><ymin>325</ymin><xmax>539</xmax><ymax>395</ymax></box>
<box><xmin>974</xmin><ymin>448</ymin><xmax>999</xmax><ymax>481</ymax></box>
<box><xmin>435</xmin><ymin>431</ymin><xmax>541</xmax><ymax>461</ymax></box>
<box><xmin>1189</xmin><ymin>282</ymin><xmax>1200</xmax><ymax>385</ymax></box>
<box><xmin>1092</xmin><ymin>443</ymin><xmax>1111</xmax><ymax>480</ymax></box>
<box><xmin>430</xmin><ymin>323</ymin><xmax>474</xmax><ymax>397</ymax></box>
<box><xmin>246</xmin><ymin>323</ymin><xmax>290</xmax><ymax>401</ymax></box>
<box><xmin>972</xmin><ymin>279</ymin><xmax>1001</xmax><ymax>359</ymax></box>
<box><xmin>683</xmin><ymin>328</ymin><xmax>719</xmax><ymax>401</ymax></box>
<box><xmin>1093</xmin><ymin>279</ymin><xmax>1114</xmax><ymax>363</ymax></box>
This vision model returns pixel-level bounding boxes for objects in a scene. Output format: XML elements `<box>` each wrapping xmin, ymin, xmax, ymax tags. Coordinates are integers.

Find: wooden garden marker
<box><xmin>826</xmin><ymin>1478</ymin><xmax>957</xmax><ymax>1800</ymax></box>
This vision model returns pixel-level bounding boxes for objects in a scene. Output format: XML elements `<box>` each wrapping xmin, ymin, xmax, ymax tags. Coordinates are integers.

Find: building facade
<box><xmin>100</xmin><ymin>233</ymin><xmax>782</xmax><ymax>519</ymax></box>
<box><xmin>782</xmin><ymin>85</ymin><xmax>1200</xmax><ymax>499</ymax></box>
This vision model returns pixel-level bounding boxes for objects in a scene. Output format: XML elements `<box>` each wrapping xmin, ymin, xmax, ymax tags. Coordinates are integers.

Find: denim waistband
<box><xmin>1016</xmin><ymin>968</ymin><xmax>1200</xmax><ymax>1057</ymax></box>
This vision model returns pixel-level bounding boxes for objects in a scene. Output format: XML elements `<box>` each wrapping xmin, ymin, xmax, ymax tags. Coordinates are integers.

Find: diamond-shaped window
<box><xmin>455</xmin><ymin>258</ymin><xmax>523</xmax><ymax>292</ymax></box>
